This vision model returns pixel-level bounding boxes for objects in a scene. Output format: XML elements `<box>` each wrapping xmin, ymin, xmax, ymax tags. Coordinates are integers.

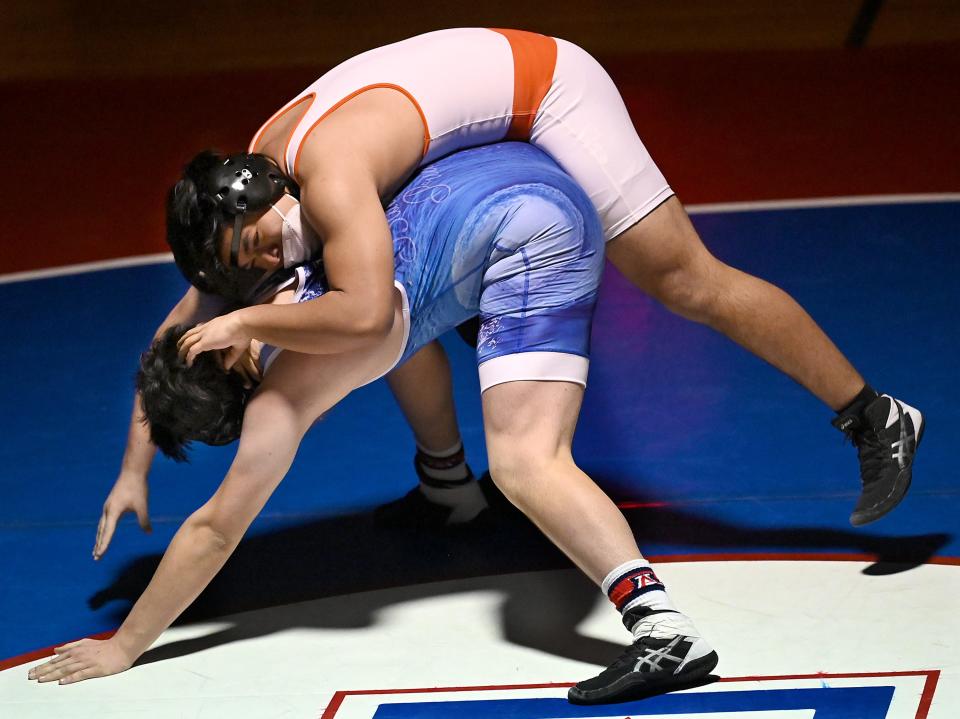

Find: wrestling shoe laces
<box><xmin>568</xmin><ymin>609</ymin><xmax>719</xmax><ymax>705</ymax></box>
<box><xmin>832</xmin><ymin>394</ymin><xmax>924</xmax><ymax>527</ymax></box>
<box><xmin>630</xmin><ymin>609</ymin><xmax>702</xmax><ymax>641</ymax></box>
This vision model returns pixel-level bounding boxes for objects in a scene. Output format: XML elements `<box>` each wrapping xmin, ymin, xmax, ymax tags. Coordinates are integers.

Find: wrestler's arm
<box><xmin>180</xmin><ymin>100</ymin><xmax>422</xmax><ymax>365</ymax></box>
<box><xmin>95</xmin><ymin>286</ymin><xmax>228</xmax><ymax>559</ymax></box>
<box><xmin>236</xmin><ymin>169</ymin><xmax>397</xmax><ymax>355</ymax></box>
<box><xmin>32</xmin><ymin>347</ymin><xmax>373</xmax><ymax>685</ymax></box>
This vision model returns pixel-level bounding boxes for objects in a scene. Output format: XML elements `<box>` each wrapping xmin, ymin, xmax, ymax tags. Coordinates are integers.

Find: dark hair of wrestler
<box><xmin>166</xmin><ymin>150</ymin><xmax>241</xmax><ymax>298</ymax></box>
<box><xmin>137</xmin><ymin>325</ymin><xmax>253</xmax><ymax>462</ymax></box>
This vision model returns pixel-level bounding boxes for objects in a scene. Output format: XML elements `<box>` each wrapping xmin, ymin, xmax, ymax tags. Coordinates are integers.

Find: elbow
<box><xmin>184</xmin><ymin>512</ymin><xmax>239</xmax><ymax>553</ymax></box>
<box><xmin>352</xmin><ymin>301</ymin><xmax>395</xmax><ymax>343</ymax></box>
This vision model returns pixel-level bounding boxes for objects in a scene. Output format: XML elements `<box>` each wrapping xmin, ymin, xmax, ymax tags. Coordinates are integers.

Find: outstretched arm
<box><xmin>110</xmin><ymin>382</ymin><xmax>310</xmax><ymax>665</ymax></box>
<box><xmin>30</xmin><ymin>344</ymin><xmax>379</xmax><ymax>685</ymax></box>
<box><xmin>31</xmin><ymin>381</ymin><xmax>308</xmax><ymax>684</ymax></box>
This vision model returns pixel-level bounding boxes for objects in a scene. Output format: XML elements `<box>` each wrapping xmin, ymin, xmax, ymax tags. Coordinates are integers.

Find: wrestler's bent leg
<box><xmin>534</xmin><ymin>41</ymin><xmax>923</xmax><ymax>525</ymax></box>
<box><xmin>482</xmin><ymin>378</ymin><xmax>718</xmax><ymax>703</ymax></box>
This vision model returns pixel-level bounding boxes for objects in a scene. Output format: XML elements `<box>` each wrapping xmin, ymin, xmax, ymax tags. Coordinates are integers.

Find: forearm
<box><xmin>117</xmin><ymin>320</ymin><xmax>181</xmax><ymax>479</ymax></box>
<box><xmin>118</xmin><ymin>393</ymin><xmax>157</xmax><ymax>477</ymax></box>
<box><xmin>240</xmin><ymin>291</ymin><xmax>393</xmax><ymax>355</ymax></box>
<box><xmin>119</xmin><ymin>286</ymin><xmax>227</xmax><ymax>477</ymax></box>
<box><xmin>111</xmin><ymin>517</ymin><xmax>239</xmax><ymax>660</ymax></box>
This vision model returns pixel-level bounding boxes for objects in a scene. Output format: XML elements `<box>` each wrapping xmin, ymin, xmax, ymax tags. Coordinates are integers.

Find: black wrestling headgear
<box><xmin>204</xmin><ymin>153</ymin><xmax>299</xmax><ymax>303</ymax></box>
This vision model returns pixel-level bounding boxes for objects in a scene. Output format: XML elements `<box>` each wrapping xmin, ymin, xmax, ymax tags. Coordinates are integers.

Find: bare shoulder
<box><xmin>296</xmin><ymin>88</ymin><xmax>425</xmax><ymax>197</ymax></box>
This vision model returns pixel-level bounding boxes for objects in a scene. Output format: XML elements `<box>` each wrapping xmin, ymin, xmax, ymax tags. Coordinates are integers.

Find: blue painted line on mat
<box><xmin>372</xmin><ymin>686</ymin><xmax>895</xmax><ymax>718</ymax></box>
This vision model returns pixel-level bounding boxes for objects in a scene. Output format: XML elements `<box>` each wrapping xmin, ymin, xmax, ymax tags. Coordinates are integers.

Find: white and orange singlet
<box><xmin>249</xmin><ymin>28</ymin><xmax>673</xmax><ymax>241</ymax></box>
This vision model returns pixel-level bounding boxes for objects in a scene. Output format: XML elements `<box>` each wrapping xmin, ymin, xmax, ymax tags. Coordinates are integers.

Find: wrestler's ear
<box><xmin>257</xmin><ymin>244</ymin><xmax>283</xmax><ymax>271</ymax></box>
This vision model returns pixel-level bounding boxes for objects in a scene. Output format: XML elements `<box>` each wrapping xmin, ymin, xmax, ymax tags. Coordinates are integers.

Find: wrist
<box><xmin>109</xmin><ymin>629</ymin><xmax>148</xmax><ymax>664</ymax></box>
<box><xmin>117</xmin><ymin>467</ymin><xmax>149</xmax><ymax>484</ymax></box>
<box><xmin>235</xmin><ymin>306</ymin><xmax>257</xmax><ymax>338</ymax></box>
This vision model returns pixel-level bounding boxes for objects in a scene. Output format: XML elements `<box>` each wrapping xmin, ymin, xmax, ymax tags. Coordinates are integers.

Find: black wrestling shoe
<box><xmin>373</xmin><ymin>464</ymin><xmax>488</xmax><ymax>530</ymax></box>
<box><xmin>832</xmin><ymin>394</ymin><xmax>925</xmax><ymax>527</ymax></box>
<box><xmin>568</xmin><ymin>609</ymin><xmax>719</xmax><ymax>705</ymax></box>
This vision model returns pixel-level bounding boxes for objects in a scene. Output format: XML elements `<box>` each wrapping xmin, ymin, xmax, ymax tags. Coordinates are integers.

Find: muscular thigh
<box><xmin>482</xmin><ymin>381</ymin><xmax>583</xmax><ymax>465</ymax></box>
<box><xmin>605</xmin><ymin>196</ymin><xmax>718</xmax><ymax>294</ymax></box>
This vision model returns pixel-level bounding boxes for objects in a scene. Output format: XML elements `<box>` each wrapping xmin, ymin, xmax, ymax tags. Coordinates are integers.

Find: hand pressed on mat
<box><xmin>27</xmin><ymin>638</ymin><xmax>134</xmax><ymax>685</ymax></box>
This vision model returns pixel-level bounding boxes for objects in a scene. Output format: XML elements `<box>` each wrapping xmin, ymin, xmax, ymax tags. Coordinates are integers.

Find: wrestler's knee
<box><xmin>611</xmin><ymin>232</ymin><xmax>726</xmax><ymax>324</ymax></box>
<box><xmin>487</xmin><ymin>442</ymin><xmax>554</xmax><ymax>504</ymax></box>
<box><xmin>609</xmin><ymin>199</ymin><xmax>732</xmax><ymax>323</ymax></box>
<box><xmin>482</xmin><ymin>381</ymin><xmax>581</xmax><ymax>504</ymax></box>
<box><xmin>648</xmin><ymin>256</ymin><xmax>727</xmax><ymax>323</ymax></box>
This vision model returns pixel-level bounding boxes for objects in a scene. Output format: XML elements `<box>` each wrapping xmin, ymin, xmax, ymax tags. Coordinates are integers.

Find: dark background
<box><xmin>4</xmin><ymin>0</ymin><xmax>959</xmax><ymax>80</ymax></box>
<box><xmin>1</xmin><ymin>1</ymin><xmax>958</xmax><ymax>276</ymax></box>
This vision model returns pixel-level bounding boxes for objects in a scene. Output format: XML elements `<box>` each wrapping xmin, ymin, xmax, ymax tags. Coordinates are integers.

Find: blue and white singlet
<box><xmin>262</xmin><ymin>142</ymin><xmax>605</xmax><ymax>391</ymax></box>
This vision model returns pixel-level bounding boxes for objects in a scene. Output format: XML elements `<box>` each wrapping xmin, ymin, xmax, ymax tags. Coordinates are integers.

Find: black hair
<box><xmin>137</xmin><ymin>324</ymin><xmax>253</xmax><ymax>462</ymax></box>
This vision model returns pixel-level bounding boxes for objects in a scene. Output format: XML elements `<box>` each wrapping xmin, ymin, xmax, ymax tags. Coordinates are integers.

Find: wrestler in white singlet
<box><xmin>249</xmin><ymin>28</ymin><xmax>672</xmax><ymax>242</ymax></box>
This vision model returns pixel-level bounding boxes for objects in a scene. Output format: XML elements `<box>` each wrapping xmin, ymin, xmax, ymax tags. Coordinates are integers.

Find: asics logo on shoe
<box><xmin>884</xmin><ymin>395</ymin><xmax>901</xmax><ymax>429</ymax></box>
<box><xmin>633</xmin><ymin>636</ymin><xmax>686</xmax><ymax>674</ymax></box>
<box><xmin>892</xmin><ymin>438</ymin><xmax>908</xmax><ymax>468</ymax></box>
<box><xmin>836</xmin><ymin>416</ymin><xmax>856</xmax><ymax>432</ymax></box>
<box><xmin>892</xmin><ymin>410</ymin><xmax>909</xmax><ymax>470</ymax></box>
<box><xmin>884</xmin><ymin>397</ymin><xmax>909</xmax><ymax>469</ymax></box>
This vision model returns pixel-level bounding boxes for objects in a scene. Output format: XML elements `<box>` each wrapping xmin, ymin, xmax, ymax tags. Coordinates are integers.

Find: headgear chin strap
<box><xmin>205</xmin><ymin>153</ymin><xmax>300</xmax><ymax>303</ymax></box>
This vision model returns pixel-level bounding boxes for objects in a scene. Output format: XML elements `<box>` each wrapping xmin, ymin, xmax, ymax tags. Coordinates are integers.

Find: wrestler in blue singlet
<box><xmin>262</xmin><ymin>142</ymin><xmax>605</xmax><ymax>390</ymax></box>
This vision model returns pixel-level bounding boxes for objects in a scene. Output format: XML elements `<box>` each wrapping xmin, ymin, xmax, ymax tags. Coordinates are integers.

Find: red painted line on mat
<box><xmin>718</xmin><ymin>669</ymin><xmax>938</xmax><ymax>681</ymax></box>
<box><xmin>320</xmin><ymin>670</ymin><xmax>941</xmax><ymax>719</ymax></box>
<box><xmin>0</xmin><ymin>629</ymin><xmax>116</xmax><ymax>672</ymax></box>
<box><xmin>616</xmin><ymin>501</ymin><xmax>670</xmax><ymax>508</ymax></box>
<box><xmin>716</xmin><ymin>669</ymin><xmax>942</xmax><ymax>719</ymax></box>
<box><xmin>917</xmin><ymin>669</ymin><xmax>941</xmax><ymax>719</ymax></box>
<box><xmin>321</xmin><ymin>692</ymin><xmax>347</xmax><ymax>719</ymax></box>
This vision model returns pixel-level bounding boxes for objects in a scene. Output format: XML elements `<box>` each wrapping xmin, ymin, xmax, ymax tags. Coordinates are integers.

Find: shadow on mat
<box><xmin>88</xmin><ymin>488</ymin><xmax>951</xmax><ymax>669</ymax></box>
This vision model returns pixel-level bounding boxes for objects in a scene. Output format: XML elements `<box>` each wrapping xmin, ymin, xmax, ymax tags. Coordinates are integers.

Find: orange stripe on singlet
<box><xmin>489</xmin><ymin>29</ymin><xmax>558</xmax><ymax>141</ymax></box>
<box><xmin>251</xmin><ymin>87</ymin><xmax>430</xmax><ymax>179</ymax></box>
<box><xmin>292</xmin><ymin>83</ymin><xmax>431</xmax><ymax>179</ymax></box>
<box><xmin>248</xmin><ymin>94</ymin><xmax>316</xmax><ymax>163</ymax></box>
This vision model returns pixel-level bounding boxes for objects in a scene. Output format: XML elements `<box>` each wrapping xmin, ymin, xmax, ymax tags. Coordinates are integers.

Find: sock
<box><xmin>603</xmin><ymin>559</ymin><xmax>680</xmax><ymax>636</ymax></box>
<box><xmin>416</xmin><ymin>441</ymin><xmax>488</xmax><ymax>523</ymax></box>
<box><xmin>838</xmin><ymin>383</ymin><xmax>879</xmax><ymax>417</ymax></box>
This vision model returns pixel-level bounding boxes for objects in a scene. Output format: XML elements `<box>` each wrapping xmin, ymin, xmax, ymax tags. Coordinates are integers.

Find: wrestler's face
<box><xmin>218</xmin><ymin>193</ymin><xmax>298</xmax><ymax>271</ymax></box>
